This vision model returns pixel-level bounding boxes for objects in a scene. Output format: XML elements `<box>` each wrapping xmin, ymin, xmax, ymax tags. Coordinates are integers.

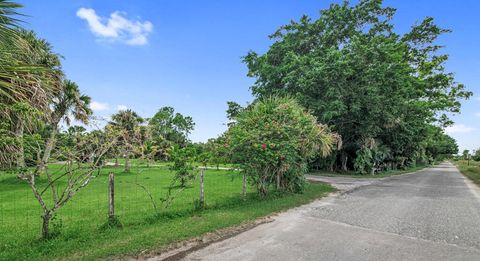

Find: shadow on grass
<box><xmin>99</xmin><ymin>216</ymin><xmax>123</xmax><ymax>231</ymax></box>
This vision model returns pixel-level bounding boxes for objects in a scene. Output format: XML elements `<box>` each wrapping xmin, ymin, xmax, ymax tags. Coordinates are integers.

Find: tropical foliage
<box><xmin>227</xmin><ymin>96</ymin><xmax>338</xmax><ymax>196</ymax></box>
<box><xmin>1</xmin><ymin>13</ymin><xmax>64</xmax><ymax>168</ymax></box>
<box><xmin>0</xmin><ymin>2</ymin><xmax>105</xmax><ymax>239</ymax></box>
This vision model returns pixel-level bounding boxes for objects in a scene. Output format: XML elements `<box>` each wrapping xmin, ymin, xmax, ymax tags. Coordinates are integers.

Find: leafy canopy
<box><xmin>243</xmin><ymin>0</ymin><xmax>471</xmax><ymax>171</ymax></box>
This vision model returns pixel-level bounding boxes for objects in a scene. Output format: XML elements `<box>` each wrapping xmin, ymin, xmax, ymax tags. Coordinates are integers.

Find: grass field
<box><xmin>105</xmin><ymin>158</ymin><xmax>237</xmax><ymax>169</ymax></box>
<box><xmin>455</xmin><ymin>160</ymin><xmax>480</xmax><ymax>186</ymax></box>
<box><xmin>0</xmin><ymin>164</ymin><xmax>334</xmax><ymax>260</ymax></box>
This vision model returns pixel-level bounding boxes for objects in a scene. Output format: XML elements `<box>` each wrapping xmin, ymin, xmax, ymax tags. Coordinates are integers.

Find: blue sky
<box><xmin>20</xmin><ymin>0</ymin><xmax>479</xmax><ymax>152</ymax></box>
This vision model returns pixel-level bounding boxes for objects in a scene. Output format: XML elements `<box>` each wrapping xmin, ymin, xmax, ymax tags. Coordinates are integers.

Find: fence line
<box><xmin>0</xmin><ymin>164</ymin><xmax>250</xmax><ymax>244</ymax></box>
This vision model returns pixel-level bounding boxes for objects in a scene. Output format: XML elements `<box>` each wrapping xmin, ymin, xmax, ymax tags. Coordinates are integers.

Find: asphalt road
<box><xmin>182</xmin><ymin>163</ymin><xmax>480</xmax><ymax>261</ymax></box>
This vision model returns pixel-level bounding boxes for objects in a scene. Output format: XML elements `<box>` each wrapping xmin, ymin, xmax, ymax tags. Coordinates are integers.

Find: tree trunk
<box><xmin>341</xmin><ymin>153</ymin><xmax>348</xmax><ymax>172</ymax></box>
<box><xmin>124</xmin><ymin>153</ymin><xmax>130</xmax><ymax>172</ymax></box>
<box><xmin>114</xmin><ymin>157</ymin><xmax>119</xmax><ymax>167</ymax></box>
<box><xmin>276</xmin><ymin>172</ymin><xmax>281</xmax><ymax>190</ymax></box>
<box><xmin>242</xmin><ymin>173</ymin><xmax>247</xmax><ymax>199</ymax></box>
<box><xmin>329</xmin><ymin>159</ymin><xmax>335</xmax><ymax>172</ymax></box>
<box><xmin>108</xmin><ymin>173</ymin><xmax>115</xmax><ymax>220</ymax></box>
<box><xmin>41</xmin><ymin>211</ymin><xmax>51</xmax><ymax>239</ymax></box>
<box><xmin>40</xmin><ymin>125</ymin><xmax>58</xmax><ymax>171</ymax></box>
<box><xmin>14</xmin><ymin>120</ymin><xmax>25</xmax><ymax>168</ymax></box>
<box><xmin>199</xmin><ymin>168</ymin><xmax>205</xmax><ymax>209</ymax></box>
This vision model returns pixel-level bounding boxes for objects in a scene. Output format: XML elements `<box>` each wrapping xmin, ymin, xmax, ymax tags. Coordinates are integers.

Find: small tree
<box><xmin>17</xmin><ymin>128</ymin><xmax>114</xmax><ymax>239</ymax></box>
<box><xmin>227</xmin><ymin>96</ymin><xmax>337</xmax><ymax>196</ymax></box>
<box><xmin>169</xmin><ymin>146</ymin><xmax>196</xmax><ymax>187</ymax></box>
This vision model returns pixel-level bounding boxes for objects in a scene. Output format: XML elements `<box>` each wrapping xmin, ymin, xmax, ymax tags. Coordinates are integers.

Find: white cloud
<box><xmin>445</xmin><ymin>124</ymin><xmax>476</xmax><ymax>134</ymax></box>
<box><xmin>90</xmin><ymin>101</ymin><xmax>109</xmax><ymax>111</ymax></box>
<box><xmin>117</xmin><ymin>105</ymin><xmax>128</xmax><ymax>110</ymax></box>
<box><xmin>76</xmin><ymin>8</ymin><xmax>153</xmax><ymax>46</ymax></box>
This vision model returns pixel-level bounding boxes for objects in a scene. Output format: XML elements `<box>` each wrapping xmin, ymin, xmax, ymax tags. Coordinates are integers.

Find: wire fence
<box><xmin>0</xmin><ymin>163</ymin><xmax>251</xmax><ymax>245</ymax></box>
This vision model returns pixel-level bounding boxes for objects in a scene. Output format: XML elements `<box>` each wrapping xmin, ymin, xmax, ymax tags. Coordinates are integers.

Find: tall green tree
<box><xmin>148</xmin><ymin>106</ymin><xmax>194</xmax><ymax>159</ymax></box>
<box><xmin>243</xmin><ymin>0</ymin><xmax>471</xmax><ymax>172</ymax></box>
<box><xmin>226</xmin><ymin>101</ymin><xmax>244</xmax><ymax>127</ymax></box>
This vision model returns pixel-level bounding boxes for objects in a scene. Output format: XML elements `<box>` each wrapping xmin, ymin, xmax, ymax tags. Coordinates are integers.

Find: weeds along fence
<box><xmin>0</xmin><ymin>163</ymin><xmax>251</xmax><ymax>245</ymax></box>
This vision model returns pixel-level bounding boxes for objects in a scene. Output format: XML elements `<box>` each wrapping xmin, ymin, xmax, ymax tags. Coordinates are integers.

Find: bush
<box><xmin>227</xmin><ymin>96</ymin><xmax>337</xmax><ymax>196</ymax></box>
<box><xmin>354</xmin><ymin>148</ymin><xmax>374</xmax><ymax>174</ymax></box>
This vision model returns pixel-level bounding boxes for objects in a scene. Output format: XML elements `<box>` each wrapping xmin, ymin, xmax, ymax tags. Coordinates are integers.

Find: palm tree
<box><xmin>17</xmin><ymin>30</ymin><xmax>63</xmax><ymax>167</ymax></box>
<box><xmin>110</xmin><ymin>109</ymin><xmax>143</xmax><ymax>172</ymax></box>
<box><xmin>40</xmin><ymin>80</ymin><xmax>92</xmax><ymax>170</ymax></box>
<box><xmin>1</xmin><ymin>2</ymin><xmax>62</xmax><ymax>114</ymax></box>
<box><xmin>1</xmin><ymin>27</ymin><xmax>63</xmax><ymax>168</ymax></box>
<box><xmin>0</xmin><ymin>1</ymin><xmax>23</xmax><ymax>167</ymax></box>
<box><xmin>0</xmin><ymin>0</ymin><xmax>23</xmax><ymax>92</ymax></box>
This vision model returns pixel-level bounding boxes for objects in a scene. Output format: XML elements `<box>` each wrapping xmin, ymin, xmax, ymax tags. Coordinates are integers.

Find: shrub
<box><xmin>354</xmin><ymin>148</ymin><xmax>374</xmax><ymax>174</ymax></box>
<box><xmin>227</xmin><ymin>96</ymin><xmax>337</xmax><ymax>196</ymax></box>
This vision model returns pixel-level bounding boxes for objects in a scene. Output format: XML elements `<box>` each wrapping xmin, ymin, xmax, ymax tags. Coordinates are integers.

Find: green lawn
<box><xmin>455</xmin><ymin>160</ymin><xmax>480</xmax><ymax>186</ymax></box>
<box><xmin>309</xmin><ymin>163</ymin><xmax>430</xmax><ymax>178</ymax></box>
<box><xmin>0</xmin><ymin>164</ymin><xmax>334</xmax><ymax>260</ymax></box>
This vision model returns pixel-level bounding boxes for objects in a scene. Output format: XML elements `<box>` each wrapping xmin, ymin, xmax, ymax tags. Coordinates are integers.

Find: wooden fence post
<box><xmin>242</xmin><ymin>173</ymin><xmax>247</xmax><ymax>199</ymax></box>
<box><xmin>276</xmin><ymin>172</ymin><xmax>281</xmax><ymax>190</ymax></box>
<box><xmin>199</xmin><ymin>168</ymin><xmax>205</xmax><ymax>209</ymax></box>
<box><xmin>108</xmin><ymin>172</ymin><xmax>115</xmax><ymax>220</ymax></box>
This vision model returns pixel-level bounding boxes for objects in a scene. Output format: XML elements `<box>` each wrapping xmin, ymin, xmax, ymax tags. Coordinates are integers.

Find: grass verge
<box><xmin>454</xmin><ymin>160</ymin><xmax>480</xmax><ymax>186</ymax></box>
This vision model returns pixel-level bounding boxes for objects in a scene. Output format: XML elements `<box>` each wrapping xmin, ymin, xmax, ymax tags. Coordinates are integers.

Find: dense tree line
<box><xmin>241</xmin><ymin>0</ymin><xmax>469</xmax><ymax>173</ymax></box>
<box><xmin>2</xmin><ymin>0</ymin><xmax>467</xmax><ymax>176</ymax></box>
